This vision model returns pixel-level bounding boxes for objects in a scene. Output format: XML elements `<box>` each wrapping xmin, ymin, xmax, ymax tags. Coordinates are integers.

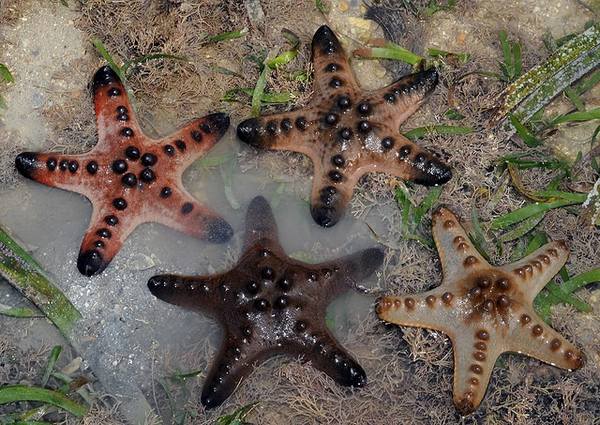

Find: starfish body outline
<box><xmin>237</xmin><ymin>25</ymin><xmax>452</xmax><ymax>227</ymax></box>
<box><xmin>148</xmin><ymin>196</ymin><xmax>384</xmax><ymax>409</ymax></box>
<box><xmin>376</xmin><ymin>207</ymin><xmax>584</xmax><ymax>415</ymax></box>
<box><xmin>15</xmin><ymin>66</ymin><xmax>233</xmax><ymax>276</ymax></box>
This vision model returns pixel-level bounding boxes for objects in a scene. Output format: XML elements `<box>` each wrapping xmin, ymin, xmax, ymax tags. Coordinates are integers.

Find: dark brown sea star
<box><xmin>148</xmin><ymin>196</ymin><xmax>384</xmax><ymax>408</ymax></box>
<box><xmin>237</xmin><ymin>25</ymin><xmax>452</xmax><ymax>227</ymax></box>
<box><xmin>376</xmin><ymin>207</ymin><xmax>584</xmax><ymax>415</ymax></box>
<box><xmin>15</xmin><ymin>66</ymin><xmax>233</xmax><ymax>276</ymax></box>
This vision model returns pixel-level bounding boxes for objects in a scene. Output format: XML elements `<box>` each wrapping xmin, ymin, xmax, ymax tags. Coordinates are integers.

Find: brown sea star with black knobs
<box><xmin>376</xmin><ymin>207</ymin><xmax>584</xmax><ymax>415</ymax></box>
<box><xmin>237</xmin><ymin>25</ymin><xmax>452</xmax><ymax>228</ymax></box>
<box><xmin>147</xmin><ymin>196</ymin><xmax>384</xmax><ymax>409</ymax></box>
<box><xmin>15</xmin><ymin>66</ymin><xmax>233</xmax><ymax>276</ymax></box>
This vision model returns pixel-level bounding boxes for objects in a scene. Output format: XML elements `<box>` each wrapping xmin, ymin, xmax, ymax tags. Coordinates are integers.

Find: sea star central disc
<box><xmin>376</xmin><ymin>207</ymin><xmax>584</xmax><ymax>414</ymax></box>
<box><xmin>237</xmin><ymin>25</ymin><xmax>452</xmax><ymax>227</ymax></box>
<box><xmin>15</xmin><ymin>66</ymin><xmax>233</xmax><ymax>276</ymax></box>
<box><xmin>148</xmin><ymin>196</ymin><xmax>384</xmax><ymax>408</ymax></box>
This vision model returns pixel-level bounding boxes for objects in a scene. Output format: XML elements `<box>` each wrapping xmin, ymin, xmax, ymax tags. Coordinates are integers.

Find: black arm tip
<box><xmin>77</xmin><ymin>249</ymin><xmax>107</xmax><ymax>276</ymax></box>
<box><xmin>15</xmin><ymin>152</ymin><xmax>39</xmax><ymax>179</ymax></box>
<box><xmin>203</xmin><ymin>112</ymin><xmax>231</xmax><ymax>138</ymax></box>
<box><xmin>91</xmin><ymin>65</ymin><xmax>120</xmax><ymax>93</ymax></box>
<box><xmin>310</xmin><ymin>205</ymin><xmax>340</xmax><ymax>228</ymax></box>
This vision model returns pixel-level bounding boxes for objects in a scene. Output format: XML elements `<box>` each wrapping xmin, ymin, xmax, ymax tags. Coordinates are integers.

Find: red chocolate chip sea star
<box><xmin>15</xmin><ymin>66</ymin><xmax>233</xmax><ymax>276</ymax></box>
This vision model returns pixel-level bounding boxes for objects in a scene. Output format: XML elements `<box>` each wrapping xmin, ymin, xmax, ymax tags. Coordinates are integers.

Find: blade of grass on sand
<box><xmin>315</xmin><ymin>0</ymin><xmax>328</xmax><ymax>14</ymax></box>
<box><xmin>205</xmin><ymin>28</ymin><xmax>248</xmax><ymax>43</ymax></box>
<box><xmin>404</xmin><ymin>125</ymin><xmax>474</xmax><ymax>140</ymax></box>
<box><xmin>444</xmin><ymin>108</ymin><xmax>466</xmax><ymax>120</ymax></box>
<box><xmin>509</xmin><ymin>114</ymin><xmax>542</xmax><ymax>147</ymax></box>
<box><xmin>468</xmin><ymin>207</ymin><xmax>492</xmax><ymax>261</ymax></box>
<box><xmin>491</xmin><ymin>197</ymin><xmax>585</xmax><ymax>230</ymax></box>
<box><xmin>353</xmin><ymin>40</ymin><xmax>423</xmax><ymax>66</ymax></box>
<box><xmin>564</xmin><ymin>87</ymin><xmax>585</xmax><ymax>111</ymax></box>
<box><xmin>221</xmin><ymin>161</ymin><xmax>241</xmax><ymax>210</ymax></box>
<box><xmin>0</xmin><ymin>303</ymin><xmax>42</xmax><ymax>318</ymax></box>
<box><xmin>0</xmin><ymin>226</ymin><xmax>81</xmax><ymax>338</ymax></box>
<box><xmin>217</xmin><ymin>402</ymin><xmax>258</xmax><ymax>425</ymax></box>
<box><xmin>498</xmin><ymin>210</ymin><xmax>545</xmax><ymax>242</ymax></box>
<box><xmin>492</xmin><ymin>23</ymin><xmax>600</xmax><ymax>133</ymax></box>
<box><xmin>41</xmin><ymin>346</ymin><xmax>62</xmax><ymax>387</ymax></box>
<box><xmin>224</xmin><ymin>87</ymin><xmax>294</xmax><ymax>104</ymax></box>
<box><xmin>171</xmin><ymin>369</ymin><xmax>203</xmax><ymax>381</ymax></box>
<box><xmin>562</xmin><ymin>268</ymin><xmax>600</xmax><ymax>294</ymax></box>
<box><xmin>550</xmin><ymin>107</ymin><xmax>600</xmax><ymax>126</ymax></box>
<box><xmin>266</xmin><ymin>29</ymin><xmax>300</xmax><ymax>69</ymax></box>
<box><xmin>0</xmin><ymin>63</ymin><xmax>14</xmax><ymax>83</ymax></box>
<box><xmin>427</xmin><ymin>47</ymin><xmax>470</xmax><ymax>64</ymax></box>
<box><xmin>251</xmin><ymin>64</ymin><xmax>269</xmax><ymax>117</ymax></box>
<box><xmin>394</xmin><ymin>184</ymin><xmax>413</xmax><ymax>236</ymax></box>
<box><xmin>266</xmin><ymin>49</ymin><xmax>298</xmax><ymax>69</ymax></box>
<box><xmin>507</xmin><ymin>164</ymin><xmax>549</xmax><ymax>202</ymax></box>
<box><xmin>0</xmin><ymin>385</ymin><xmax>87</xmax><ymax>417</ymax></box>
<box><xmin>535</xmin><ymin>282</ymin><xmax>592</xmax><ymax>321</ymax></box>
<box><xmin>122</xmin><ymin>53</ymin><xmax>188</xmax><ymax>74</ymax></box>
<box><xmin>412</xmin><ymin>186</ymin><xmax>442</xmax><ymax>225</ymax></box>
<box><xmin>499</xmin><ymin>153</ymin><xmax>568</xmax><ymax>170</ymax></box>
<box><xmin>535</xmin><ymin>190</ymin><xmax>587</xmax><ymax>203</ymax></box>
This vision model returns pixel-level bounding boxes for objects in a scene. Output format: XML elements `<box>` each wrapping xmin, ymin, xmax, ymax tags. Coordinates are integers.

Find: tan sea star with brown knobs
<box><xmin>237</xmin><ymin>25</ymin><xmax>452</xmax><ymax>228</ymax></box>
<box><xmin>376</xmin><ymin>207</ymin><xmax>584</xmax><ymax>415</ymax></box>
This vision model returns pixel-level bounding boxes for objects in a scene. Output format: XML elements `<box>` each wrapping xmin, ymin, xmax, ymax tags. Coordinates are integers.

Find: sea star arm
<box><xmin>352</xmin><ymin>127</ymin><xmax>452</xmax><ymax>187</ymax></box>
<box><xmin>308</xmin><ymin>247</ymin><xmax>384</xmax><ymax>302</ymax></box>
<box><xmin>294</xmin><ymin>328</ymin><xmax>367</xmax><ymax>388</ymax></box>
<box><xmin>236</xmin><ymin>25</ymin><xmax>359</xmax><ymax>157</ymax></box>
<box><xmin>431</xmin><ymin>207</ymin><xmax>491</xmax><ymax>278</ymax></box>
<box><xmin>310</xmin><ymin>25</ymin><xmax>358</xmax><ymax>96</ymax></box>
<box><xmin>376</xmin><ymin>289</ymin><xmax>456</xmax><ymax>333</ymax></box>
<box><xmin>499</xmin><ymin>240</ymin><xmax>569</xmax><ymax>303</ymax></box>
<box><xmin>200</xmin><ymin>331</ymin><xmax>264</xmax><ymax>409</ymax></box>
<box><xmin>150</xmin><ymin>185</ymin><xmax>233</xmax><ymax>243</ymax></box>
<box><xmin>375</xmin><ymin>290</ymin><xmax>501</xmax><ymax>414</ymax></box>
<box><xmin>159</xmin><ymin>112</ymin><xmax>231</xmax><ymax>170</ymax></box>
<box><xmin>450</xmin><ymin>331</ymin><xmax>501</xmax><ymax>415</ymax></box>
<box><xmin>147</xmin><ymin>273</ymin><xmax>228</xmax><ymax>317</ymax></box>
<box><xmin>365</xmin><ymin>69</ymin><xmax>439</xmax><ymax>131</ymax></box>
<box><xmin>76</xmin><ymin>203</ymin><xmax>140</xmax><ymax>276</ymax></box>
<box><xmin>14</xmin><ymin>151</ymin><xmax>97</xmax><ymax>192</ymax></box>
<box><xmin>236</xmin><ymin>108</ymin><xmax>321</xmax><ymax>157</ymax></box>
<box><xmin>506</xmin><ymin>312</ymin><xmax>584</xmax><ymax>371</ymax></box>
<box><xmin>91</xmin><ymin>66</ymin><xmax>143</xmax><ymax>147</ymax></box>
<box><xmin>308</xmin><ymin>159</ymin><xmax>353</xmax><ymax>227</ymax></box>
<box><xmin>241</xmin><ymin>195</ymin><xmax>279</xmax><ymax>250</ymax></box>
